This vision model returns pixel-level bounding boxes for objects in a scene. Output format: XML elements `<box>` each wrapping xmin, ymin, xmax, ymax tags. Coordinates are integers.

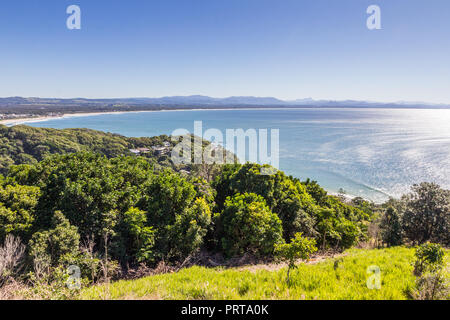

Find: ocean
<box><xmin>25</xmin><ymin>108</ymin><xmax>450</xmax><ymax>203</ymax></box>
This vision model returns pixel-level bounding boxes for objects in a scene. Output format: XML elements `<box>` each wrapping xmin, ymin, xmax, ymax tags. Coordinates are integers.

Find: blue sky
<box><xmin>0</xmin><ymin>0</ymin><xmax>449</xmax><ymax>103</ymax></box>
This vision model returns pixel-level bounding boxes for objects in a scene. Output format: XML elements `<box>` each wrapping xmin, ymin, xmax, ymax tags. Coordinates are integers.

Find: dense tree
<box><xmin>190</xmin><ymin>176</ymin><xmax>216</xmax><ymax>210</ymax></box>
<box><xmin>24</xmin><ymin>153</ymin><xmax>153</xmax><ymax>242</ymax></box>
<box><xmin>402</xmin><ymin>183</ymin><xmax>450</xmax><ymax>245</ymax></box>
<box><xmin>0</xmin><ymin>125</ymin><xmax>196</xmax><ymax>175</ymax></box>
<box><xmin>0</xmin><ymin>126</ymin><xmax>390</xmax><ymax>287</ymax></box>
<box><xmin>217</xmin><ymin>193</ymin><xmax>283</xmax><ymax>257</ymax></box>
<box><xmin>169</xmin><ymin>197</ymin><xmax>212</xmax><ymax>260</ymax></box>
<box><xmin>4</xmin><ymin>151</ymin><xmax>218</xmax><ymax>267</ymax></box>
<box><xmin>29</xmin><ymin>211</ymin><xmax>80</xmax><ymax>269</ymax></box>
<box><xmin>117</xmin><ymin>207</ymin><xmax>156</xmax><ymax>264</ymax></box>
<box><xmin>213</xmin><ymin>163</ymin><xmax>368</xmax><ymax>249</ymax></box>
<box><xmin>213</xmin><ymin>163</ymin><xmax>317</xmax><ymax>240</ymax></box>
<box><xmin>351</xmin><ymin>197</ymin><xmax>375</xmax><ymax>217</ymax></box>
<box><xmin>6</xmin><ymin>153</ymin><xmax>157</xmax><ymax>269</ymax></box>
<box><xmin>0</xmin><ymin>183</ymin><xmax>40</xmax><ymax>242</ymax></box>
<box><xmin>380</xmin><ymin>207</ymin><xmax>403</xmax><ymax>247</ymax></box>
<box><xmin>303</xmin><ymin>179</ymin><xmax>328</xmax><ymax>206</ymax></box>
<box><xmin>335</xmin><ymin>219</ymin><xmax>361</xmax><ymax>250</ymax></box>
<box><xmin>129</xmin><ymin>169</ymin><xmax>215</xmax><ymax>262</ymax></box>
<box><xmin>314</xmin><ymin>208</ymin><xmax>361</xmax><ymax>250</ymax></box>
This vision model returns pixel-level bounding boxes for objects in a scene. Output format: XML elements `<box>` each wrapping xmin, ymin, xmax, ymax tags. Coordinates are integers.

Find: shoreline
<box><xmin>0</xmin><ymin>108</ymin><xmax>317</xmax><ymax>126</ymax></box>
<box><xmin>0</xmin><ymin>111</ymin><xmax>134</xmax><ymax>126</ymax></box>
<box><xmin>2</xmin><ymin>105</ymin><xmax>449</xmax><ymax>126</ymax></box>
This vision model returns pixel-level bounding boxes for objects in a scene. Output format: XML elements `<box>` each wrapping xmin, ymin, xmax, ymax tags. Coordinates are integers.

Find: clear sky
<box><xmin>0</xmin><ymin>0</ymin><xmax>449</xmax><ymax>103</ymax></box>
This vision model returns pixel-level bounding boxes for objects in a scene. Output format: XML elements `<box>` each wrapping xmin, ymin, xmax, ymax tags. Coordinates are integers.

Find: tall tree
<box><xmin>402</xmin><ymin>183</ymin><xmax>450</xmax><ymax>245</ymax></box>
<box><xmin>380</xmin><ymin>207</ymin><xmax>403</xmax><ymax>247</ymax></box>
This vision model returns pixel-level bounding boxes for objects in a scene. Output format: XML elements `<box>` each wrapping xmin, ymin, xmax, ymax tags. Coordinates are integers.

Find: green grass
<box><xmin>81</xmin><ymin>247</ymin><xmax>449</xmax><ymax>300</ymax></box>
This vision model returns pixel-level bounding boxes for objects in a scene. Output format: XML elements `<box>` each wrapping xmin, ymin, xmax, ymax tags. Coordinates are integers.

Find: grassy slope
<box><xmin>81</xmin><ymin>247</ymin><xmax>449</xmax><ymax>300</ymax></box>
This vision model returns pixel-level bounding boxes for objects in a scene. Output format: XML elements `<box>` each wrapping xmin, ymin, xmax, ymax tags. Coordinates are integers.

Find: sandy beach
<box><xmin>0</xmin><ymin>111</ymin><xmax>132</xmax><ymax>126</ymax></box>
<box><xmin>0</xmin><ymin>109</ymin><xmax>215</xmax><ymax>126</ymax></box>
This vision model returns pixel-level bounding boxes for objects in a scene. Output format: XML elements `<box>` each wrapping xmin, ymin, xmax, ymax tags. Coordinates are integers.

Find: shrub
<box><xmin>275</xmin><ymin>233</ymin><xmax>317</xmax><ymax>284</ymax></box>
<box><xmin>410</xmin><ymin>273</ymin><xmax>449</xmax><ymax>300</ymax></box>
<box><xmin>25</xmin><ymin>264</ymin><xmax>85</xmax><ymax>300</ymax></box>
<box><xmin>73</xmin><ymin>240</ymin><xmax>103</xmax><ymax>284</ymax></box>
<box><xmin>218</xmin><ymin>193</ymin><xmax>283</xmax><ymax>257</ymax></box>
<box><xmin>336</xmin><ymin>219</ymin><xmax>361</xmax><ymax>250</ymax></box>
<box><xmin>413</xmin><ymin>243</ymin><xmax>445</xmax><ymax>276</ymax></box>
<box><xmin>0</xmin><ymin>184</ymin><xmax>40</xmax><ymax>242</ymax></box>
<box><xmin>29</xmin><ymin>211</ymin><xmax>81</xmax><ymax>271</ymax></box>
<box><xmin>0</xmin><ymin>235</ymin><xmax>25</xmax><ymax>286</ymax></box>
<box><xmin>315</xmin><ymin>208</ymin><xmax>361</xmax><ymax>251</ymax></box>
<box><xmin>410</xmin><ymin>243</ymin><xmax>448</xmax><ymax>300</ymax></box>
<box><xmin>169</xmin><ymin>198</ymin><xmax>212</xmax><ymax>261</ymax></box>
<box><xmin>119</xmin><ymin>207</ymin><xmax>156</xmax><ymax>265</ymax></box>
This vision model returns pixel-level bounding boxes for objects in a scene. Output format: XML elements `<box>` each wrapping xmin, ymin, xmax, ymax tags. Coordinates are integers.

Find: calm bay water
<box><xmin>26</xmin><ymin>108</ymin><xmax>450</xmax><ymax>203</ymax></box>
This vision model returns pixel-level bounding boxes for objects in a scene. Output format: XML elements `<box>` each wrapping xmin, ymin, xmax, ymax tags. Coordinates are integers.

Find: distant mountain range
<box><xmin>1</xmin><ymin>95</ymin><xmax>449</xmax><ymax>109</ymax></box>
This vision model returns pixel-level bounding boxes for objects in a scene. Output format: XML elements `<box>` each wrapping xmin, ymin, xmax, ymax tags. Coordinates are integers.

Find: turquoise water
<box><xmin>25</xmin><ymin>108</ymin><xmax>450</xmax><ymax>203</ymax></box>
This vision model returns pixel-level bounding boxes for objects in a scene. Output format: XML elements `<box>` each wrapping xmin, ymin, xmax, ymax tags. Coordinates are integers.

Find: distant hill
<box><xmin>0</xmin><ymin>95</ymin><xmax>448</xmax><ymax>120</ymax></box>
<box><xmin>1</xmin><ymin>95</ymin><xmax>449</xmax><ymax>110</ymax></box>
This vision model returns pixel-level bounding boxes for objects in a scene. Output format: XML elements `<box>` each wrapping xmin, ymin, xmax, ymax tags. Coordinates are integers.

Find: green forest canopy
<box><xmin>0</xmin><ymin>124</ymin><xmax>447</xmax><ymax>289</ymax></box>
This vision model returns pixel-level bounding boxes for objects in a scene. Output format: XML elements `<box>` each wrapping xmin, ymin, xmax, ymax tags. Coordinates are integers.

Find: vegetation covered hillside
<box><xmin>0</xmin><ymin>125</ymin><xmax>448</xmax><ymax>300</ymax></box>
<box><xmin>0</xmin><ymin>148</ymin><xmax>374</xmax><ymax>297</ymax></box>
<box><xmin>0</xmin><ymin>125</ymin><xmax>183</xmax><ymax>173</ymax></box>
